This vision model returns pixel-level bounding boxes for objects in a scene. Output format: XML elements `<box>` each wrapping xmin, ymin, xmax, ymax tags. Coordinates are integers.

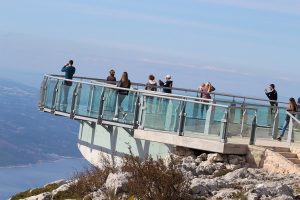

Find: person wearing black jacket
<box><xmin>159</xmin><ymin>75</ymin><xmax>173</xmax><ymax>93</ymax></box>
<box><xmin>114</xmin><ymin>72</ymin><xmax>131</xmax><ymax>120</ymax></box>
<box><xmin>106</xmin><ymin>69</ymin><xmax>116</xmax><ymax>84</ymax></box>
<box><xmin>265</xmin><ymin>84</ymin><xmax>278</xmax><ymax>108</ymax></box>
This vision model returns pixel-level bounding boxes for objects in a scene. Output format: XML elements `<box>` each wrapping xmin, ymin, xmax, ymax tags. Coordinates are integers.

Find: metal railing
<box><xmin>39</xmin><ymin>74</ymin><xmax>299</xmax><ymax>146</ymax></box>
<box><xmin>39</xmin><ymin>75</ymin><xmax>229</xmax><ymax>142</ymax></box>
<box><xmin>286</xmin><ymin>111</ymin><xmax>300</xmax><ymax>145</ymax></box>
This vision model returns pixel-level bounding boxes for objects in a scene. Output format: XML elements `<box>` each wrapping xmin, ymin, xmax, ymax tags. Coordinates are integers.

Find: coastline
<box><xmin>0</xmin><ymin>156</ymin><xmax>84</xmax><ymax>169</ymax></box>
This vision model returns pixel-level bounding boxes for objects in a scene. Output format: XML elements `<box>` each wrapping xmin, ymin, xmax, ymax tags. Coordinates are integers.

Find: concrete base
<box><xmin>134</xmin><ymin>129</ymin><xmax>248</xmax><ymax>155</ymax></box>
<box><xmin>77</xmin><ymin>121</ymin><xmax>174</xmax><ymax>167</ymax></box>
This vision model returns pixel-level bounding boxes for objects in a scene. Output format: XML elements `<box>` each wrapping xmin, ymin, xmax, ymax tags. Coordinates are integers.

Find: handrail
<box><xmin>286</xmin><ymin>111</ymin><xmax>300</xmax><ymax>124</ymax></box>
<box><xmin>44</xmin><ymin>75</ymin><xmax>226</xmax><ymax>108</ymax></box>
<box><xmin>49</xmin><ymin>74</ymin><xmax>288</xmax><ymax>105</ymax></box>
<box><xmin>46</xmin><ymin>75</ymin><xmax>286</xmax><ymax>111</ymax></box>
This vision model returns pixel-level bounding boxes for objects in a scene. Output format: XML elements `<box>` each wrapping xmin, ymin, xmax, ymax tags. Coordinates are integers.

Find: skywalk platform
<box><xmin>38</xmin><ymin>74</ymin><xmax>300</xmax><ymax>158</ymax></box>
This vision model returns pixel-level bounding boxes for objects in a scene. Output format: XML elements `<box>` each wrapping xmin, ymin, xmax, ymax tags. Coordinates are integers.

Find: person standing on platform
<box><xmin>60</xmin><ymin>60</ymin><xmax>76</xmax><ymax>112</ymax></box>
<box><xmin>277</xmin><ymin>97</ymin><xmax>297</xmax><ymax>141</ymax></box>
<box><xmin>199</xmin><ymin>82</ymin><xmax>215</xmax><ymax>118</ymax></box>
<box><xmin>159</xmin><ymin>75</ymin><xmax>173</xmax><ymax>93</ymax></box>
<box><xmin>145</xmin><ymin>74</ymin><xmax>157</xmax><ymax>113</ymax></box>
<box><xmin>113</xmin><ymin>72</ymin><xmax>131</xmax><ymax>120</ymax></box>
<box><xmin>105</xmin><ymin>69</ymin><xmax>117</xmax><ymax>111</ymax></box>
<box><xmin>106</xmin><ymin>69</ymin><xmax>116</xmax><ymax>84</ymax></box>
<box><xmin>265</xmin><ymin>84</ymin><xmax>278</xmax><ymax>112</ymax></box>
<box><xmin>145</xmin><ymin>74</ymin><xmax>157</xmax><ymax>91</ymax></box>
<box><xmin>297</xmin><ymin>97</ymin><xmax>300</xmax><ymax>120</ymax></box>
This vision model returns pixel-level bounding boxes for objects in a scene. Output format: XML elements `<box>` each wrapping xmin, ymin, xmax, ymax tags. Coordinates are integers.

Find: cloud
<box><xmin>277</xmin><ymin>76</ymin><xmax>300</xmax><ymax>83</ymax></box>
<box><xmin>57</xmin><ymin>1</ymin><xmax>269</xmax><ymax>38</ymax></box>
<box><xmin>202</xmin><ymin>65</ymin><xmax>251</xmax><ymax>76</ymax></box>
<box><xmin>194</xmin><ymin>0</ymin><xmax>300</xmax><ymax>16</ymax></box>
<box><xmin>138</xmin><ymin>58</ymin><xmax>251</xmax><ymax>76</ymax></box>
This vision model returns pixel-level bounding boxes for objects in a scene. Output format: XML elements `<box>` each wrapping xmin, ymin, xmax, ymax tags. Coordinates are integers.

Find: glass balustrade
<box><xmin>44</xmin><ymin>78</ymin><xmax>59</xmax><ymax>109</ymax></box>
<box><xmin>39</xmin><ymin>75</ymin><xmax>300</xmax><ymax>146</ymax></box>
<box><xmin>75</xmin><ymin>84</ymin><xmax>104</xmax><ymax>118</ymax></box>
<box><xmin>55</xmin><ymin>81</ymin><xmax>78</xmax><ymax>113</ymax></box>
<box><xmin>141</xmin><ymin>95</ymin><xmax>182</xmax><ymax>133</ymax></box>
<box><xmin>102</xmin><ymin>88</ymin><xmax>138</xmax><ymax>125</ymax></box>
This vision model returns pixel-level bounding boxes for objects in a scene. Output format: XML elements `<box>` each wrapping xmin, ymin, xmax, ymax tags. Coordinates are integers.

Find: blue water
<box><xmin>0</xmin><ymin>158</ymin><xmax>89</xmax><ymax>200</ymax></box>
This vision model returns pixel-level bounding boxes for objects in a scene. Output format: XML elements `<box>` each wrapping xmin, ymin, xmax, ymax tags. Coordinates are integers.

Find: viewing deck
<box><xmin>38</xmin><ymin>75</ymin><xmax>300</xmax><ymax>156</ymax></box>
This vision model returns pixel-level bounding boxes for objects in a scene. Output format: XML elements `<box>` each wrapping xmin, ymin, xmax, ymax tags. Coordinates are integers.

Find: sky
<box><xmin>0</xmin><ymin>0</ymin><xmax>299</xmax><ymax>100</ymax></box>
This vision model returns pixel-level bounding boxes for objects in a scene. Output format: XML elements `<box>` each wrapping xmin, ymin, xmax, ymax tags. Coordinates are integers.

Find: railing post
<box><xmin>249</xmin><ymin>113</ymin><xmax>257</xmax><ymax>145</ymax></box>
<box><xmin>97</xmin><ymin>88</ymin><xmax>106</xmax><ymax>124</ymax></box>
<box><xmin>178</xmin><ymin>101</ymin><xmax>186</xmax><ymax>136</ymax></box>
<box><xmin>220</xmin><ymin>110</ymin><xmax>228</xmax><ymax>143</ymax></box>
<box><xmin>133</xmin><ymin>93</ymin><xmax>140</xmax><ymax>129</ymax></box>
<box><xmin>87</xmin><ymin>85</ymin><xmax>95</xmax><ymax>112</ymax></box>
<box><xmin>287</xmin><ymin>119</ymin><xmax>294</xmax><ymax>145</ymax></box>
<box><xmin>51</xmin><ymin>80</ymin><xmax>59</xmax><ymax>113</ymax></box>
<box><xmin>240</xmin><ymin>109</ymin><xmax>247</xmax><ymax>137</ymax></box>
<box><xmin>138</xmin><ymin>95</ymin><xmax>146</xmax><ymax>130</ymax></box>
<box><xmin>204</xmin><ymin>102</ymin><xmax>215</xmax><ymax>135</ymax></box>
<box><xmin>70</xmin><ymin>83</ymin><xmax>80</xmax><ymax>119</ymax></box>
<box><xmin>239</xmin><ymin>103</ymin><xmax>245</xmax><ymax>124</ymax></box>
<box><xmin>272</xmin><ymin>109</ymin><xmax>279</xmax><ymax>139</ymax></box>
<box><xmin>229</xmin><ymin>99</ymin><xmax>236</xmax><ymax>123</ymax></box>
<box><xmin>38</xmin><ymin>76</ymin><xmax>48</xmax><ymax>109</ymax></box>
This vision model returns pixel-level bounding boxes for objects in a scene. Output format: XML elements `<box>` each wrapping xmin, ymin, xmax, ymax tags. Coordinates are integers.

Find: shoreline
<box><xmin>0</xmin><ymin>156</ymin><xmax>84</xmax><ymax>169</ymax></box>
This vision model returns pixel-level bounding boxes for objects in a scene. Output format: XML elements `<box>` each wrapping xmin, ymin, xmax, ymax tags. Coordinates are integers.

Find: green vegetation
<box><xmin>53</xmin><ymin>165</ymin><xmax>115</xmax><ymax>199</ymax></box>
<box><xmin>11</xmin><ymin>183</ymin><xmax>60</xmax><ymax>200</ymax></box>
<box><xmin>121</xmin><ymin>149</ymin><xmax>192</xmax><ymax>200</ymax></box>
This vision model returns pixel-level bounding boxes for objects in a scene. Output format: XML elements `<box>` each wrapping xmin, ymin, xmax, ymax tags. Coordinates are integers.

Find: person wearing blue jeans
<box><xmin>60</xmin><ymin>60</ymin><xmax>76</xmax><ymax>112</ymax></box>
<box><xmin>277</xmin><ymin>97</ymin><xmax>297</xmax><ymax>141</ymax></box>
<box><xmin>113</xmin><ymin>72</ymin><xmax>131</xmax><ymax>120</ymax></box>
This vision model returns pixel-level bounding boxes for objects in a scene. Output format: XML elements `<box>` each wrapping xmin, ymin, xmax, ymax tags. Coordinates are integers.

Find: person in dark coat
<box><xmin>60</xmin><ymin>60</ymin><xmax>76</xmax><ymax>111</ymax></box>
<box><xmin>159</xmin><ymin>75</ymin><xmax>173</xmax><ymax>93</ymax></box>
<box><xmin>145</xmin><ymin>74</ymin><xmax>157</xmax><ymax>91</ymax></box>
<box><xmin>265</xmin><ymin>84</ymin><xmax>278</xmax><ymax>107</ymax></box>
<box><xmin>114</xmin><ymin>72</ymin><xmax>131</xmax><ymax>119</ymax></box>
<box><xmin>106</xmin><ymin>69</ymin><xmax>116</xmax><ymax>84</ymax></box>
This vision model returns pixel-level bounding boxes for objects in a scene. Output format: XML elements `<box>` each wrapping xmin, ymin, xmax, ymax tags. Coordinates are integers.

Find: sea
<box><xmin>0</xmin><ymin>158</ymin><xmax>89</xmax><ymax>200</ymax></box>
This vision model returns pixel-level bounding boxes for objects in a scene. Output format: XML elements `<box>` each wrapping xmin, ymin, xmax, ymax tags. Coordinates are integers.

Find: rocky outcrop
<box><xmin>105</xmin><ymin>172</ymin><xmax>129</xmax><ymax>195</ymax></box>
<box><xmin>12</xmin><ymin>152</ymin><xmax>300</xmax><ymax>200</ymax></box>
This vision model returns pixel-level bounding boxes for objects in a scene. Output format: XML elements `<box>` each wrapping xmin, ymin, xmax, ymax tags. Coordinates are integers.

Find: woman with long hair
<box><xmin>198</xmin><ymin>82</ymin><xmax>215</xmax><ymax>118</ymax></box>
<box><xmin>277</xmin><ymin>97</ymin><xmax>297</xmax><ymax>141</ymax></box>
<box><xmin>114</xmin><ymin>72</ymin><xmax>131</xmax><ymax>119</ymax></box>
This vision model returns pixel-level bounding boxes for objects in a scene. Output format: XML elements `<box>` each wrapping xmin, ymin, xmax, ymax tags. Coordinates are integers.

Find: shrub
<box><xmin>121</xmin><ymin>148</ymin><xmax>192</xmax><ymax>200</ymax></box>
<box><xmin>53</xmin><ymin>164</ymin><xmax>115</xmax><ymax>199</ymax></box>
<box><xmin>11</xmin><ymin>183</ymin><xmax>59</xmax><ymax>200</ymax></box>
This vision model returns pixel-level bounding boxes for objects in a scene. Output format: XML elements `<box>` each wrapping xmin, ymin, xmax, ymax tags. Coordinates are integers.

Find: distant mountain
<box><xmin>0</xmin><ymin>78</ymin><xmax>81</xmax><ymax>167</ymax></box>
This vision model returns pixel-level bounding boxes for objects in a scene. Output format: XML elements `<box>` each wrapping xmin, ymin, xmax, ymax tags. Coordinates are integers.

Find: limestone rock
<box><xmin>190</xmin><ymin>178</ymin><xmax>227</xmax><ymax>195</ymax></box>
<box><xmin>212</xmin><ymin>188</ymin><xmax>241</xmax><ymax>200</ymax></box>
<box><xmin>51</xmin><ymin>181</ymin><xmax>73</xmax><ymax>196</ymax></box>
<box><xmin>105</xmin><ymin>172</ymin><xmax>129</xmax><ymax>195</ymax></box>
<box><xmin>43</xmin><ymin>179</ymin><xmax>66</xmax><ymax>187</ymax></box>
<box><xmin>196</xmin><ymin>162</ymin><xmax>226</xmax><ymax>175</ymax></box>
<box><xmin>207</xmin><ymin>153</ymin><xmax>224</xmax><ymax>163</ymax></box>
<box><xmin>22</xmin><ymin>192</ymin><xmax>51</xmax><ymax>200</ymax></box>
<box><xmin>228</xmin><ymin>155</ymin><xmax>246</xmax><ymax>165</ymax></box>
<box><xmin>85</xmin><ymin>189</ymin><xmax>106</xmax><ymax>200</ymax></box>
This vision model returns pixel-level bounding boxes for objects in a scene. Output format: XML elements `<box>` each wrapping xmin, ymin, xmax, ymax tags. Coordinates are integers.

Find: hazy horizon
<box><xmin>1</xmin><ymin>0</ymin><xmax>299</xmax><ymax>101</ymax></box>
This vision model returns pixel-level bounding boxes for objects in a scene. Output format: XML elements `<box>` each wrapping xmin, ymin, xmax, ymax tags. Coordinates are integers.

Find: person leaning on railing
<box><xmin>277</xmin><ymin>97</ymin><xmax>298</xmax><ymax>141</ymax></box>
